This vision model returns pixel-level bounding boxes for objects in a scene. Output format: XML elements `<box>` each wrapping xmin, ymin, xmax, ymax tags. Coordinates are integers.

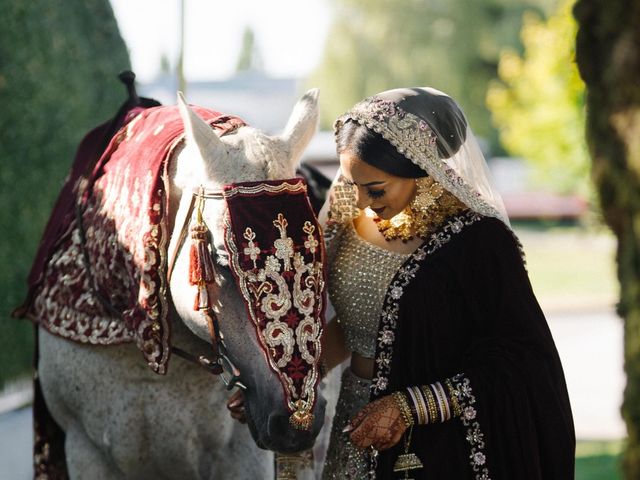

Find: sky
<box><xmin>109</xmin><ymin>0</ymin><xmax>332</xmax><ymax>82</ymax></box>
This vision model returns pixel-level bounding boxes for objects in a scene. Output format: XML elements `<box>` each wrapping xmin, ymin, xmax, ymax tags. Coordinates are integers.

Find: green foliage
<box><xmin>486</xmin><ymin>0</ymin><xmax>589</xmax><ymax>195</ymax></box>
<box><xmin>575</xmin><ymin>440</ymin><xmax>624</xmax><ymax>480</ymax></box>
<box><xmin>0</xmin><ymin>0</ymin><xmax>130</xmax><ymax>387</ymax></box>
<box><xmin>309</xmin><ymin>0</ymin><xmax>553</xmax><ymax>150</ymax></box>
<box><xmin>235</xmin><ymin>26</ymin><xmax>264</xmax><ymax>73</ymax></box>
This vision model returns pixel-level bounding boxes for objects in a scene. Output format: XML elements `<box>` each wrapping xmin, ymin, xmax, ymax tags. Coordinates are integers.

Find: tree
<box><xmin>310</xmin><ymin>0</ymin><xmax>554</xmax><ymax>150</ymax></box>
<box><xmin>0</xmin><ymin>0</ymin><xmax>130</xmax><ymax>387</ymax></box>
<box><xmin>574</xmin><ymin>0</ymin><xmax>640</xmax><ymax>477</ymax></box>
<box><xmin>235</xmin><ymin>26</ymin><xmax>264</xmax><ymax>73</ymax></box>
<box><xmin>487</xmin><ymin>0</ymin><xmax>589</xmax><ymax>196</ymax></box>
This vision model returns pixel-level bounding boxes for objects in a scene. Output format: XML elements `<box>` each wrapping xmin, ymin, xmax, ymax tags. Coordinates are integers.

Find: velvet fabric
<box><xmin>21</xmin><ymin>104</ymin><xmax>244</xmax><ymax>374</ymax></box>
<box><xmin>371</xmin><ymin>215</ymin><xmax>575</xmax><ymax>479</ymax></box>
<box><xmin>223</xmin><ymin>178</ymin><xmax>326</xmax><ymax>424</ymax></box>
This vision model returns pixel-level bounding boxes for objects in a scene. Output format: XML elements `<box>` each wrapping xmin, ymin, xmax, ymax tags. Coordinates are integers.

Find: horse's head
<box><xmin>168</xmin><ymin>89</ymin><xmax>326</xmax><ymax>453</ymax></box>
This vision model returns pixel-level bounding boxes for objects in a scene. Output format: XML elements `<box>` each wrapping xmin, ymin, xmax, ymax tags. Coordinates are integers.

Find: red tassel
<box><xmin>189</xmin><ymin>224</ymin><xmax>216</xmax><ymax>285</ymax></box>
<box><xmin>189</xmin><ymin>222</ymin><xmax>217</xmax><ymax>311</ymax></box>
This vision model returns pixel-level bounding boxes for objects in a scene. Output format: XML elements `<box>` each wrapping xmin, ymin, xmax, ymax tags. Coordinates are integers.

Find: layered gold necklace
<box><xmin>374</xmin><ymin>177</ymin><xmax>467</xmax><ymax>242</ymax></box>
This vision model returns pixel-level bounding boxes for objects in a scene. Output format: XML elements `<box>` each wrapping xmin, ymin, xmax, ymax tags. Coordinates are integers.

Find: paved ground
<box><xmin>0</xmin><ymin>308</ymin><xmax>625</xmax><ymax>479</ymax></box>
<box><xmin>0</xmin><ymin>407</ymin><xmax>31</xmax><ymax>480</ymax></box>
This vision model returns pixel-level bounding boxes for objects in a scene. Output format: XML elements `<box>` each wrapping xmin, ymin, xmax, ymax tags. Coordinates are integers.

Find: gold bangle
<box><xmin>392</xmin><ymin>391</ymin><xmax>414</xmax><ymax>428</ymax></box>
<box><xmin>421</xmin><ymin>385</ymin><xmax>439</xmax><ymax>424</ymax></box>
<box><xmin>411</xmin><ymin>387</ymin><xmax>428</xmax><ymax>425</ymax></box>
<box><xmin>405</xmin><ymin>387</ymin><xmax>421</xmax><ymax>424</ymax></box>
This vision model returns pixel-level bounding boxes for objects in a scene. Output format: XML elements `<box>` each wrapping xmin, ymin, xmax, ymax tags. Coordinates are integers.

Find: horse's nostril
<box><xmin>267</xmin><ymin>413</ymin><xmax>290</xmax><ymax>438</ymax></box>
<box><xmin>266</xmin><ymin>413</ymin><xmax>315</xmax><ymax>453</ymax></box>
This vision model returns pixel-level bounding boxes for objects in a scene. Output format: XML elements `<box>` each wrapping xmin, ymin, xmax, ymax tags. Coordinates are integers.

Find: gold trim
<box><xmin>223</xmin><ymin>180</ymin><xmax>307</xmax><ymax>198</ymax></box>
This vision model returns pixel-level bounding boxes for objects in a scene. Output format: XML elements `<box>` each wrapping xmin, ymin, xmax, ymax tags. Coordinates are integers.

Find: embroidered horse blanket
<box><xmin>23</xmin><ymin>105</ymin><xmax>244</xmax><ymax>374</ymax></box>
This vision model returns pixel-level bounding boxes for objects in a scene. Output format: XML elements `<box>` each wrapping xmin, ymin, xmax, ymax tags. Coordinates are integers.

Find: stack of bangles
<box><xmin>392</xmin><ymin>379</ymin><xmax>463</xmax><ymax>426</ymax></box>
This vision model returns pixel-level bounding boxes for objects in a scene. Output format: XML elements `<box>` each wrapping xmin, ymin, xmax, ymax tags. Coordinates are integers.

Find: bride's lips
<box><xmin>371</xmin><ymin>207</ymin><xmax>385</xmax><ymax>216</ymax></box>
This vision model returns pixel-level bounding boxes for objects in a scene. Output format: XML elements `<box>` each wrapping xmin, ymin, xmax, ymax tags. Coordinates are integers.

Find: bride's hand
<box><xmin>345</xmin><ymin>395</ymin><xmax>408</xmax><ymax>451</ymax></box>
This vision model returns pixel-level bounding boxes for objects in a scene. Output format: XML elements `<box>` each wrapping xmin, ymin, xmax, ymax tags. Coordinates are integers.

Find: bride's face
<box><xmin>339</xmin><ymin>152</ymin><xmax>417</xmax><ymax>220</ymax></box>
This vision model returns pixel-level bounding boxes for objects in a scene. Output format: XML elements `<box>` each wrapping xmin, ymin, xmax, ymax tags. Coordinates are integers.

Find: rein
<box><xmin>75</xmin><ymin>183</ymin><xmax>246</xmax><ymax>391</ymax></box>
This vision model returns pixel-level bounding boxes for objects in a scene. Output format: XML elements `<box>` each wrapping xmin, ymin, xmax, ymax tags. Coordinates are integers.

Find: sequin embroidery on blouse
<box><xmin>328</xmin><ymin>223</ymin><xmax>410</xmax><ymax>358</ymax></box>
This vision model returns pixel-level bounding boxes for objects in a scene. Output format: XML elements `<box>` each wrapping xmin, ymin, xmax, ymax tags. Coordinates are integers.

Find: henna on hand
<box><xmin>349</xmin><ymin>395</ymin><xmax>408</xmax><ymax>451</ymax></box>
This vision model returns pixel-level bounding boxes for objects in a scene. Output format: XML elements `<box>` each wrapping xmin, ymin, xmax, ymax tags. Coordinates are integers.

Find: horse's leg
<box><xmin>65</xmin><ymin>423</ymin><xmax>123</xmax><ymax>480</ymax></box>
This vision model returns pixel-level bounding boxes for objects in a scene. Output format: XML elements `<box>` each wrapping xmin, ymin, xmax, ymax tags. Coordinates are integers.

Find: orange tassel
<box><xmin>189</xmin><ymin>222</ymin><xmax>216</xmax><ymax>310</ymax></box>
<box><xmin>189</xmin><ymin>224</ymin><xmax>215</xmax><ymax>284</ymax></box>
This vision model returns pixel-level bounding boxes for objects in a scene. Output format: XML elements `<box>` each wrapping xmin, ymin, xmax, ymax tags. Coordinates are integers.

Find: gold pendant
<box><xmin>393</xmin><ymin>452</ymin><xmax>424</xmax><ymax>473</ymax></box>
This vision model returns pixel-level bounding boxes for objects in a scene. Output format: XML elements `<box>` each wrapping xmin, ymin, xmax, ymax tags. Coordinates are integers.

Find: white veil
<box><xmin>331</xmin><ymin>87</ymin><xmax>510</xmax><ymax>227</ymax></box>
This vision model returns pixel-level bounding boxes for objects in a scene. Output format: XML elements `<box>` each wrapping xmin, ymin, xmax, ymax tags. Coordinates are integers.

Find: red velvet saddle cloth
<box><xmin>223</xmin><ymin>179</ymin><xmax>326</xmax><ymax>425</ymax></box>
<box><xmin>24</xmin><ymin>105</ymin><xmax>244</xmax><ymax>374</ymax></box>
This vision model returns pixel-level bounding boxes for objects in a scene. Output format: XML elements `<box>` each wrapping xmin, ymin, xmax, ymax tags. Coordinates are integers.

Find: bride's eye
<box><xmin>367</xmin><ymin>189</ymin><xmax>385</xmax><ymax>199</ymax></box>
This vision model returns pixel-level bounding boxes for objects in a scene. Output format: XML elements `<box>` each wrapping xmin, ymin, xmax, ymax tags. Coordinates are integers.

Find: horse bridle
<box><xmin>76</xmin><ymin>184</ymin><xmax>246</xmax><ymax>391</ymax></box>
<box><xmin>166</xmin><ymin>186</ymin><xmax>246</xmax><ymax>391</ymax></box>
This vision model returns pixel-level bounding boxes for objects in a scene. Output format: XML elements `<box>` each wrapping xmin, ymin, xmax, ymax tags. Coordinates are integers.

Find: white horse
<box><xmin>34</xmin><ymin>89</ymin><xmax>326</xmax><ymax>479</ymax></box>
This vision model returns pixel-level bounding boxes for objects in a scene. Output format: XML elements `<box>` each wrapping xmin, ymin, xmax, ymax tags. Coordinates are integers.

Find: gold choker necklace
<box><xmin>374</xmin><ymin>177</ymin><xmax>467</xmax><ymax>242</ymax></box>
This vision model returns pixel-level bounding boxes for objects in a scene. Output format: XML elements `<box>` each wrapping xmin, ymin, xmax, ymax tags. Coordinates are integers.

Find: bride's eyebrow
<box><xmin>339</xmin><ymin>174</ymin><xmax>385</xmax><ymax>187</ymax></box>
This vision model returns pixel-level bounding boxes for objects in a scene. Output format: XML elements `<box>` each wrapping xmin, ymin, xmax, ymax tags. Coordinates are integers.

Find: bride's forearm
<box><xmin>321</xmin><ymin>317</ymin><xmax>350</xmax><ymax>372</ymax></box>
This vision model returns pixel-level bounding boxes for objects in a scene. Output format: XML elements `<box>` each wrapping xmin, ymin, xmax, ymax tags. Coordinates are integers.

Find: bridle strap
<box><xmin>166</xmin><ymin>187</ymin><xmax>224</xmax><ymax>284</ymax></box>
<box><xmin>166</xmin><ymin>192</ymin><xmax>196</xmax><ymax>283</ymax></box>
<box><xmin>165</xmin><ymin>186</ymin><xmax>246</xmax><ymax>390</ymax></box>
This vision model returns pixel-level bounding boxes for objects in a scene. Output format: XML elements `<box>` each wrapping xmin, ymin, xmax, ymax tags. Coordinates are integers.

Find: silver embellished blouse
<box><xmin>327</xmin><ymin>223</ymin><xmax>410</xmax><ymax>358</ymax></box>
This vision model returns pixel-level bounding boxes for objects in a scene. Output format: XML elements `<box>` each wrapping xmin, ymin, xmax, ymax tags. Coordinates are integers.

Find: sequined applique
<box><xmin>328</xmin><ymin>224</ymin><xmax>410</xmax><ymax>358</ymax></box>
<box><xmin>450</xmin><ymin>374</ymin><xmax>492</xmax><ymax>480</ymax></box>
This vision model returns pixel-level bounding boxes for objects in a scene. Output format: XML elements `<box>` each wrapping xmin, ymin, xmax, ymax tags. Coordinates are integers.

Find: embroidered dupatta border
<box><xmin>369</xmin><ymin>210</ymin><xmax>492</xmax><ymax>480</ymax></box>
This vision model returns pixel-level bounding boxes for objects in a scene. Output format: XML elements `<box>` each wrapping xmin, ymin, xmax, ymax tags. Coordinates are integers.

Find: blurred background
<box><xmin>0</xmin><ymin>0</ymin><xmax>625</xmax><ymax>478</ymax></box>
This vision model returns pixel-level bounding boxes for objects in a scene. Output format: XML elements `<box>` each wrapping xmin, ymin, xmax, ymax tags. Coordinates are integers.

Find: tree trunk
<box><xmin>574</xmin><ymin>1</ymin><xmax>640</xmax><ymax>477</ymax></box>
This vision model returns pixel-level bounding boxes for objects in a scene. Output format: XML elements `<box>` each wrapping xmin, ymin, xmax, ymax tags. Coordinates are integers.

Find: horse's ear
<box><xmin>177</xmin><ymin>92</ymin><xmax>227</xmax><ymax>179</ymax></box>
<box><xmin>280</xmin><ymin>88</ymin><xmax>320</xmax><ymax>167</ymax></box>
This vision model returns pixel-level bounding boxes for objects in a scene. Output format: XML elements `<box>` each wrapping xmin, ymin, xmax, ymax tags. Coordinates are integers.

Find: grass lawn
<box><xmin>514</xmin><ymin>225</ymin><xmax>618</xmax><ymax>311</ymax></box>
<box><xmin>576</xmin><ymin>441</ymin><xmax>623</xmax><ymax>480</ymax></box>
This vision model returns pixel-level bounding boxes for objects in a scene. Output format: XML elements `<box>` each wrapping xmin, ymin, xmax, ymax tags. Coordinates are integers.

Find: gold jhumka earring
<box><xmin>375</xmin><ymin>176</ymin><xmax>444</xmax><ymax>242</ymax></box>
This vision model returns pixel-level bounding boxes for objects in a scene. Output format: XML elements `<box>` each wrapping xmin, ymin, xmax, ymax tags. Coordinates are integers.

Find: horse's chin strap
<box><xmin>166</xmin><ymin>186</ymin><xmax>245</xmax><ymax>391</ymax></box>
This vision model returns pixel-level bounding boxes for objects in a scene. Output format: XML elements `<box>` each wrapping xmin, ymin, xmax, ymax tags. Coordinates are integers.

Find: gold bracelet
<box><xmin>405</xmin><ymin>387</ymin><xmax>422</xmax><ymax>424</ymax></box>
<box><xmin>392</xmin><ymin>391</ymin><xmax>415</xmax><ymax>428</ymax></box>
<box><xmin>408</xmin><ymin>387</ymin><xmax>427</xmax><ymax>425</ymax></box>
<box><xmin>444</xmin><ymin>379</ymin><xmax>462</xmax><ymax>418</ymax></box>
<box><xmin>421</xmin><ymin>385</ymin><xmax>439</xmax><ymax>424</ymax></box>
